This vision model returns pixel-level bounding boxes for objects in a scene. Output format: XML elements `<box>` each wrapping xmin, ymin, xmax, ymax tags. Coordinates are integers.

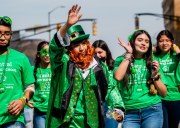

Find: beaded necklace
<box><xmin>39</xmin><ymin>68</ymin><xmax>51</xmax><ymax>91</ymax></box>
<box><xmin>130</xmin><ymin>59</ymin><xmax>147</xmax><ymax>92</ymax></box>
<box><xmin>158</xmin><ymin>53</ymin><xmax>170</xmax><ymax>73</ymax></box>
<box><xmin>0</xmin><ymin>49</ymin><xmax>9</xmax><ymax>93</ymax></box>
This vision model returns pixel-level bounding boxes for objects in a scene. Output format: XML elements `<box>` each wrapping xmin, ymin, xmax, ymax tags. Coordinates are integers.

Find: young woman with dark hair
<box><xmin>92</xmin><ymin>40</ymin><xmax>124</xmax><ymax>128</ymax></box>
<box><xmin>154</xmin><ymin>30</ymin><xmax>180</xmax><ymax>128</ymax></box>
<box><xmin>92</xmin><ymin>40</ymin><xmax>114</xmax><ymax>70</ymax></box>
<box><xmin>28</xmin><ymin>41</ymin><xmax>51</xmax><ymax>128</ymax></box>
<box><xmin>114</xmin><ymin>30</ymin><xmax>167</xmax><ymax>128</ymax></box>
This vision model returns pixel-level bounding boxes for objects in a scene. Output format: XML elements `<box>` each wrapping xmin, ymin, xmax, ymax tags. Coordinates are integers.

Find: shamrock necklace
<box><xmin>130</xmin><ymin>59</ymin><xmax>147</xmax><ymax>92</ymax></box>
<box><xmin>0</xmin><ymin>50</ymin><xmax>9</xmax><ymax>94</ymax></box>
<box><xmin>158</xmin><ymin>53</ymin><xmax>170</xmax><ymax>73</ymax></box>
<box><xmin>39</xmin><ymin>67</ymin><xmax>51</xmax><ymax>91</ymax></box>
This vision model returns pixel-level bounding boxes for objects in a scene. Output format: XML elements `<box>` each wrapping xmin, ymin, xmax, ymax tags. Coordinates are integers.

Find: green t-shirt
<box><xmin>0</xmin><ymin>49</ymin><xmax>35</xmax><ymax>125</ymax></box>
<box><xmin>176</xmin><ymin>61</ymin><xmax>180</xmax><ymax>85</ymax></box>
<box><xmin>114</xmin><ymin>56</ymin><xmax>166</xmax><ymax>110</ymax></box>
<box><xmin>101</xmin><ymin>62</ymin><xmax>124</xmax><ymax>109</ymax></box>
<box><xmin>154</xmin><ymin>52</ymin><xmax>180</xmax><ymax>101</ymax></box>
<box><xmin>33</xmin><ymin>67</ymin><xmax>51</xmax><ymax>112</ymax></box>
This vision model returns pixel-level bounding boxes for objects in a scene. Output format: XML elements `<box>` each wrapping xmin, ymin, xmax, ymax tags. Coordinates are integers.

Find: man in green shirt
<box><xmin>0</xmin><ymin>16</ymin><xmax>35</xmax><ymax>127</ymax></box>
<box><xmin>46</xmin><ymin>4</ymin><xmax>124</xmax><ymax>128</ymax></box>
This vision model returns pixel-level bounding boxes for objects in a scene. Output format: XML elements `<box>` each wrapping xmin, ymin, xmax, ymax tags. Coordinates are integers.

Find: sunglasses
<box><xmin>0</xmin><ymin>16</ymin><xmax>12</xmax><ymax>25</ymax></box>
<box><xmin>39</xmin><ymin>48</ymin><xmax>49</xmax><ymax>57</ymax></box>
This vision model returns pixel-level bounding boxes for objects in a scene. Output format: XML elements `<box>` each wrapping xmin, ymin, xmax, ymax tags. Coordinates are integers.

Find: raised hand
<box><xmin>118</xmin><ymin>37</ymin><xmax>133</xmax><ymax>53</ymax></box>
<box><xmin>151</xmin><ymin>60</ymin><xmax>160</xmax><ymax>82</ymax></box>
<box><xmin>172</xmin><ymin>44</ymin><xmax>180</xmax><ymax>54</ymax></box>
<box><xmin>67</xmin><ymin>4</ymin><xmax>82</xmax><ymax>26</ymax></box>
<box><xmin>151</xmin><ymin>60</ymin><xmax>160</xmax><ymax>72</ymax></box>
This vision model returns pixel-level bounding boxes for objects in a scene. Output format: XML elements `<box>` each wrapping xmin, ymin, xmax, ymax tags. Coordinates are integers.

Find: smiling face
<box><xmin>158</xmin><ymin>35</ymin><xmax>172</xmax><ymax>54</ymax></box>
<box><xmin>134</xmin><ymin>33</ymin><xmax>150</xmax><ymax>58</ymax></box>
<box><xmin>39</xmin><ymin>44</ymin><xmax>50</xmax><ymax>64</ymax></box>
<box><xmin>70</xmin><ymin>40</ymin><xmax>88</xmax><ymax>57</ymax></box>
<box><xmin>68</xmin><ymin>40</ymin><xmax>94</xmax><ymax>69</ymax></box>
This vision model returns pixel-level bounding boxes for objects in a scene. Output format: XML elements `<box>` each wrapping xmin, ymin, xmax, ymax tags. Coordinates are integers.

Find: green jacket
<box><xmin>46</xmin><ymin>34</ymin><xmax>124</xmax><ymax>128</ymax></box>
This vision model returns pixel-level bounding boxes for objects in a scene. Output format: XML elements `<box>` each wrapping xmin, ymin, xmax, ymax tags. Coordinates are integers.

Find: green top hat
<box><xmin>68</xmin><ymin>25</ymin><xmax>90</xmax><ymax>43</ymax></box>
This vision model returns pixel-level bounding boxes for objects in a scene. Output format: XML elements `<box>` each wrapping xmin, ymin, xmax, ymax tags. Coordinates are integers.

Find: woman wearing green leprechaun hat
<box><xmin>153</xmin><ymin>30</ymin><xmax>180</xmax><ymax>128</ymax></box>
<box><xmin>114</xmin><ymin>30</ymin><xmax>167</xmax><ymax>128</ymax></box>
<box><xmin>46</xmin><ymin>4</ymin><xmax>125</xmax><ymax>128</ymax></box>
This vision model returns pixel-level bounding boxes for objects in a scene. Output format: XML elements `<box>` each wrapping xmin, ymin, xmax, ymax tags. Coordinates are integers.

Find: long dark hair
<box><xmin>124</xmin><ymin>30</ymin><xmax>153</xmax><ymax>89</ymax></box>
<box><xmin>34</xmin><ymin>41</ymin><xmax>49</xmax><ymax>80</ymax></box>
<box><xmin>92</xmin><ymin>40</ymin><xmax>114</xmax><ymax>70</ymax></box>
<box><xmin>154</xmin><ymin>30</ymin><xmax>174</xmax><ymax>56</ymax></box>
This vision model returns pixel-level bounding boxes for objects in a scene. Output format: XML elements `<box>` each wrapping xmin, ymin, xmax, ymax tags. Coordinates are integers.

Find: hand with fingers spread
<box><xmin>60</xmin><ymin>4</ymin><xmax>82</xmax><ymax>38</ymax></box>
<box><xmin>67</xmin><ymin>4</ymin><xmax>82</xmax><ymax>26</ymax></box>
<box><xmin>118</xmin><ymin>37</ymin><xmax>133</xmax><ymax>54</ymax></box>
<box><xmin>8</xmin><ymin>100</ymin><xmax>25</xmax><ymax>116</ymax></box>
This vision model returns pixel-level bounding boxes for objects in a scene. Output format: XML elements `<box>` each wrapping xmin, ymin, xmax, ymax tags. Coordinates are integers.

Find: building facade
<box><xmin>10</xmin><ymin>39</ymin><xmax>44</xmax><ymax>65</ymax></box>
<box><xmin>162</xmin><ymin>0</ymin><xmax>180</xmax><ymax>44</ymax></box>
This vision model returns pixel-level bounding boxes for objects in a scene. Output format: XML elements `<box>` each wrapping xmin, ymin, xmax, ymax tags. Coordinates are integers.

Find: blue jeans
<box><xmin>162</xmin><ymin>100</ymin><xmax>180</xmax><ymax>128</ymax></box>
<box><xmin>122</xmin><ymin>103</ymin><xmax>163</xmax><ymax>128</ymax></box>
<box><xmin>33</xmin><ymin>108</ymin><xmax>46</xmax><ymax>128</ymax></box>
<box><xmin>0</xmin><ymin>121</ymin><xmax>25</xmax><ymax>128</ymax></box>
<box><xmin>105</xmin><ymin>118</ymin><xmax>119</xmax><ymax>128</ymax></box>
<box><xmin>103</xmin><ymin>102</ymin><xmax>119</xmax><ymax>128</ymax></box>
<box><xmin>24</xmin><ymin>108</ymin><xmax>34</xmax><ymax>128</ymax></box>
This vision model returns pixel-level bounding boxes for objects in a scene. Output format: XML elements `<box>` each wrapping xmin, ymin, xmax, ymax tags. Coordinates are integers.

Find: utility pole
<box><xmin>134</xmin><ymin>16</ymin><xmax>139</xmax><ymax>30</ymax></box>
<box><xmin>48</xmin><ymin>5</ymin><xmax>65</xmax><ymax>41</ymax></box>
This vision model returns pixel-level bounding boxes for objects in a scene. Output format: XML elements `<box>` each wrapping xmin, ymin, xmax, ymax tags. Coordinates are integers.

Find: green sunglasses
<box><xmin>0</xmin><ymin>16</ymin><xmax>12</xmax><ymax>25</ymax></box>
<box><xmin>39</xmin><ymin>48</ymin><xmax>49</xmax><ymax>57</ymax></box>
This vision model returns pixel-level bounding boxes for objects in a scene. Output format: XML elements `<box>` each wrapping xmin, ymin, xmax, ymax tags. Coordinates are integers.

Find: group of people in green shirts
<box><xmin>115</xmin><ymin>29</ymin><xmax>180</xmax><ymax>128</ymax></box>
<box><xmin>0</xmin><ymin>4</ymin><xmax>180</xmax><ymax>128</ymax></box>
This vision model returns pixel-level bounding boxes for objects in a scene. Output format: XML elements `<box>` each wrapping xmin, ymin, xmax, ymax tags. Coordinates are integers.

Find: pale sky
<box><xmin>0</xmin><ymin>0</ymin><xmax>164</xmax><ymax>58</ymax></box>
